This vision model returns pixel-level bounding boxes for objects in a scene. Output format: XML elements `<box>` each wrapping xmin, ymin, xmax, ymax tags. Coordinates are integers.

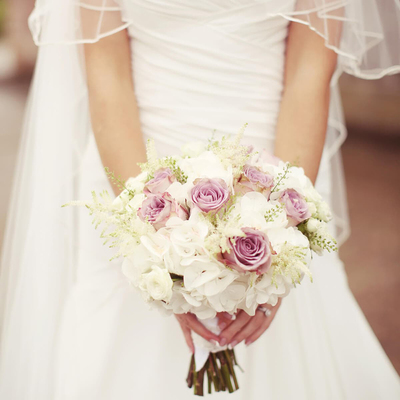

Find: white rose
<box><xmin>181</xmin><ymin>141</ymin><xmax>207</xmax><ymax>158</ymax></box>
<box><xmin>140</xmin><ymin>265</ymin><xmax>173</xmax><ymax>302</ymax></box>
<box><xmin>306</xmin><ymin>218</ymin><xmax>321</xmax><ymax>233</ymax></box>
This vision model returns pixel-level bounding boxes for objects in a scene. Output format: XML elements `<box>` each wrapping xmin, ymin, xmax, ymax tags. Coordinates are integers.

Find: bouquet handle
<box><xmin>187</xmin><ymin>317</ymin><xmax>241</xmax><ymax>396</ymax></box>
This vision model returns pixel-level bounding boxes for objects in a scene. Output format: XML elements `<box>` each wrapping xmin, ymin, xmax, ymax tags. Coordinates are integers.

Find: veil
<box><xmin>0</xmin><ymin>0</ymin><xmax>399</xmax><ymax>398</ymax></box>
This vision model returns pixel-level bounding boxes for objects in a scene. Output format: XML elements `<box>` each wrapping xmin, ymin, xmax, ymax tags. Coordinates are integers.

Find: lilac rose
<box><xmin>279</xmin><ymin>189</ymin><xmax>311</xmax><ymax>226</ymax></box>
<box><xmin>222</xmin><ymin>227</ymin><xmax>272</xmax><ymax>274</ymax></box>
<box><xmin>190</xmin><ymin>178</ymin><xmax>230</xmax><ymax>213</ymax></box>
<box><xmin>138</xmin><ymin>193</ymin><xmax>188</xmax><ymax>230</ymax></box>
<box><xmin>236</xmin><ymin>165</ymin><xmax>274</xmax><ymax>196</ymax></box>
<box><xmin>144</xmin><ymin>168</ymin><xmax>176</xmax><ymax>194</ymax></box>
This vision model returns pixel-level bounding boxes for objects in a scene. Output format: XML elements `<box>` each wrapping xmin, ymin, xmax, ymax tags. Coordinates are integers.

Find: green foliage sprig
<box><xmin>104</xmin><ymin>167</ymin><xmax>135</xmax><ymax>196</ymax></box>
<box><xmin>270</xmin><ymin>162</ymin><xmax>291</xmax><ymax>194</ymax></box>
<box><xmin>138</xmin><ymin>139</ymin><xmax>187</xmax><ymax>184</ymax></box>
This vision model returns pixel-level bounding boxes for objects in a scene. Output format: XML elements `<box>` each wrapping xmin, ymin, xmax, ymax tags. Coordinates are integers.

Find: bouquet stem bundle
<box><xmin>186</xmin><ymin>349</ymin><xmax>241</xmax><ymax>396</ymax></box>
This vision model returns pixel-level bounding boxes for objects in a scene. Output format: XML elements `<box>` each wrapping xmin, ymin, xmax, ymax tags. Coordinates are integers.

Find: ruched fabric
<box><xmin>1</xmin><ymin>1</ymin><xmax>400</xmax><ymax>399</ymax></box>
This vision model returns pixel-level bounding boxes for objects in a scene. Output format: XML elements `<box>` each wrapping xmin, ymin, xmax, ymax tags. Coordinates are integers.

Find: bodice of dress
<box><xmin>121</xmin><ymin>0</ymin><xmax>296</xmax><ymax>155</ymax></box>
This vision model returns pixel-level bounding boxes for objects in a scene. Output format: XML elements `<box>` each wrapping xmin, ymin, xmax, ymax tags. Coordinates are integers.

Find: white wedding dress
<box><xmin>1</xmin><ymin>1</ymin><xmax>400</xmax><ymax>399</ymax></box>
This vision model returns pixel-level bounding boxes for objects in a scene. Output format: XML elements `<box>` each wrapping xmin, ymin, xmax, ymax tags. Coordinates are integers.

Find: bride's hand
<box><xmin>175</xmin><ymin>313</ymin><xmax>222</xmax><ymax>353</ymax></box>
<box><xmin>218</xmin><ymin>299</ymin><xmax>282</xmax><ymax>347</ymax></box>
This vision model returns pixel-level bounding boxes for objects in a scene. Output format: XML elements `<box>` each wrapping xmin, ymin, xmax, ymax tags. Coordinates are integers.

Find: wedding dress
<box><xmin>1</xmin><ymin>1</ymin><xmax>400</xmax><ymax>399</ymax></box>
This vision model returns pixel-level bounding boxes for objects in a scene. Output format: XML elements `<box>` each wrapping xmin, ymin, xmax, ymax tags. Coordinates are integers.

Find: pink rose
<box><xmin>235</xmin><ymin>165</ymin><xmax>274</xmax><ymax>196</ymax></box>
<box><xmin>279</xmin><ymin>189</ymin><xmax>311</xmax><ymax>226</ymax></box>
<box><xmin>190</xmin><ymin>178</ymin><xmax>230</xmax><ymax>213</ymax></box>
<box><xmin>222</xmin><ymin>228</ymin><xmax>272</xmax><ymax>274</ymax></box>
<box><xmin>144</xmin><ymin>168</ymin><xmax>176</xmax><ymax>194</ymax></box>
<box><xmin>138</xmin><ymin>193</ymin><xmax>188</xmax><ymax>230</ymax></box>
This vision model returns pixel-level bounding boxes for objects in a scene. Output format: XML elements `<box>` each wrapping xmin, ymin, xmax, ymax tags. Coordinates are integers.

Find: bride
<box><xmin>1</xmin><ymin>0</ymin><xmax>400</xmax><ymax>399</ymax></box>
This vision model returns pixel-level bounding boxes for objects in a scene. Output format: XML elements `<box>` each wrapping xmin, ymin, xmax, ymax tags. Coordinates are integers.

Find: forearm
<box><xmin>87</xmin><ymin>80</ymin><xmax>146</xmax><ymax>188</ymax></box>
<box><xmin>84</xmin><ymin>30</ymin><xmax>146</xmax><ymax>195</ymax></box>
<box><xmin>274</xmin><ymin>22</ymin><xmax>338</xmax><ymax>184</ymax></box>
<box><xmin>274</xmin><ymin>83</ymin><xmax>330</xmax><ymax>184</ymax></box>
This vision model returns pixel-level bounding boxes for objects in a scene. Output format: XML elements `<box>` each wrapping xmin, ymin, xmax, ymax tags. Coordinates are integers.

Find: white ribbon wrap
<box><xmin>192</xmin><ymin>317</ymin><xmax>228</xmax><ymax>372</ymax></box>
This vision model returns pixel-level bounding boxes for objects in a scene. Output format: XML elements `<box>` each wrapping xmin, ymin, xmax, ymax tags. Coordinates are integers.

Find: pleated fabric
<box><xmin>1</xmin><ymin>1</ymin><xmax>400</xmax><ymax>399</ymax></box>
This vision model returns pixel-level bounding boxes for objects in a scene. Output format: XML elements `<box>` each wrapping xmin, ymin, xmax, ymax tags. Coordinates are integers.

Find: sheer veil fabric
<box><xmin>0</xmin><ymin>1</ymin><xmax>400</xmax><ymax>399</ymax></box>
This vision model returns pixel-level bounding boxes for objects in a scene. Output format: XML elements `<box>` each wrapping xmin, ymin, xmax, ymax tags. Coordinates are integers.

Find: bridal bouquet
<box><xmin>67</xmin><ymin>126</ymin><xmax>337</xmax><ymax>395</ymax></box>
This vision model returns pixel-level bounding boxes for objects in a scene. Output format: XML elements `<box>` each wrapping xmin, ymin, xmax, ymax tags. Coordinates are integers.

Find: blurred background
<box><xmin>0</xmin><ymin>0</ymin><xmax>399</xmax><ymax>375</ymax></box>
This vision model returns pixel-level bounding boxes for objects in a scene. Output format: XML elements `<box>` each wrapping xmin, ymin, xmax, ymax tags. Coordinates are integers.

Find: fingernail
<box><xmin>219</xmin><ymin>337</ymin><xmax>227</xmax><ymax>346</ymax></box>
<box><xmin>245</xmin><ymin>340</ymin><xmax>253</xmax><ymax>346</ymax></box>
<box><xmin>219</xmin><ymin>322</ymin><xmax>227</xmax><ymax>330</ymax></box>
<box><xmin>210</xmin><ymin>340</ymin><xmax>218</xmax><ymax>346</ymax></box>
<box><xmin>231</xmin><ymin>340</ymin><xmax>238</xmax><ymax>347</ymax></box>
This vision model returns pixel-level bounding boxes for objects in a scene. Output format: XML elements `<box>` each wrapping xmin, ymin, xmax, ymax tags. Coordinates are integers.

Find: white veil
<box><xmin>0</xmin><ymin>0</ymin><xmax>399</xmax><ymax>398</ymax></box>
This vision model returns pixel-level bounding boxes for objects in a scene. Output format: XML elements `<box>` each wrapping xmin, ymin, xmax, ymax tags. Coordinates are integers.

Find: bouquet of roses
<box><xmin>67</xmin><ymin>125</ymin><xmax>337</xmax><ymax>396</ymax></box>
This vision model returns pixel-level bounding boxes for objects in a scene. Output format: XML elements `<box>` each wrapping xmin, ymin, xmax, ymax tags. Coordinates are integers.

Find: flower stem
<box><xmin>186</xmin><ymin>349</ymin><xmax>240</xmax><ymax>396</ymax></box>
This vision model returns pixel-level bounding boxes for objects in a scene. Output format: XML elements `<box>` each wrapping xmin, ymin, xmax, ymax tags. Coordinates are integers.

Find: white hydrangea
<box><xmin>178</xmin><ymin>150</ymin><xmax>233</xmax><ymax>188</ymax></box>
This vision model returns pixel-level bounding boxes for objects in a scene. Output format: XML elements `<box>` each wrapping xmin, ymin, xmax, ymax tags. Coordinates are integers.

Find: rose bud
<box><xmin>190</xmin><ymin>178</ymin><xmax>230</xmax><ymax>213</ymax></box>
<box><xmin>144</xmin><ymin>168</ymin><xmax>176</xmax><ymax>194</ymax></box>
<box><xmin>222</xmin><ymin>227</ymin><xmax>272</xmax><ymax>274</ymax></box>
<box><xmin>279</xmin><ymin>189</ymin><xmax>311</xmax><ymax>226</ymax></box>
<box><xmin>138</xmin><ymin>193</ymin><xmax>188</xmax><ymax>230</ymax></box>
<box><xmin>236</xmin><ymin>165</ymin><xmax>274</xmax><ymax>197</ymax></box>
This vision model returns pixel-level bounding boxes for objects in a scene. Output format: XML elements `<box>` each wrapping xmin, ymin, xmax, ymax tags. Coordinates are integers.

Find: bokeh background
<box><xmin>0</xmin><ymin>0</ymin><xmax>399</xmax><ymax>374</ymax></box>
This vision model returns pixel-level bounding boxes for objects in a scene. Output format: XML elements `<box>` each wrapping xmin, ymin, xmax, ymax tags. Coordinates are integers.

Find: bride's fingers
<box><xmin>216</xmin><ymin>312</ymin><xmax>234</xmax><ymax>330</ymax></box>
<box><xmin>219</xmin><ymin>311</ymin><xmax>251</xmax><ymax>345</ymax></box>
<box><xmin>218</xmin><ymin>312</ymin><xmax>235</xmax><ymax>321</ymax></box>
<box><xmin>229</xmin><ymin>311</ymin><xmax>265</xmax><ymax>347</ymax></box>
<box><xmin>178</xmin><ymin>313</ymin><xmax>221</xmax><ymax>344</ymax></box>
<box><xmin>244</xmin><ymin>300</ymin><xmax>282</xmax><ymax>345</ymax></box>
<box><xmin>177</xmin><ymin>320</ymin><xmax>195</xmax><ymax>353</ymax></box>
